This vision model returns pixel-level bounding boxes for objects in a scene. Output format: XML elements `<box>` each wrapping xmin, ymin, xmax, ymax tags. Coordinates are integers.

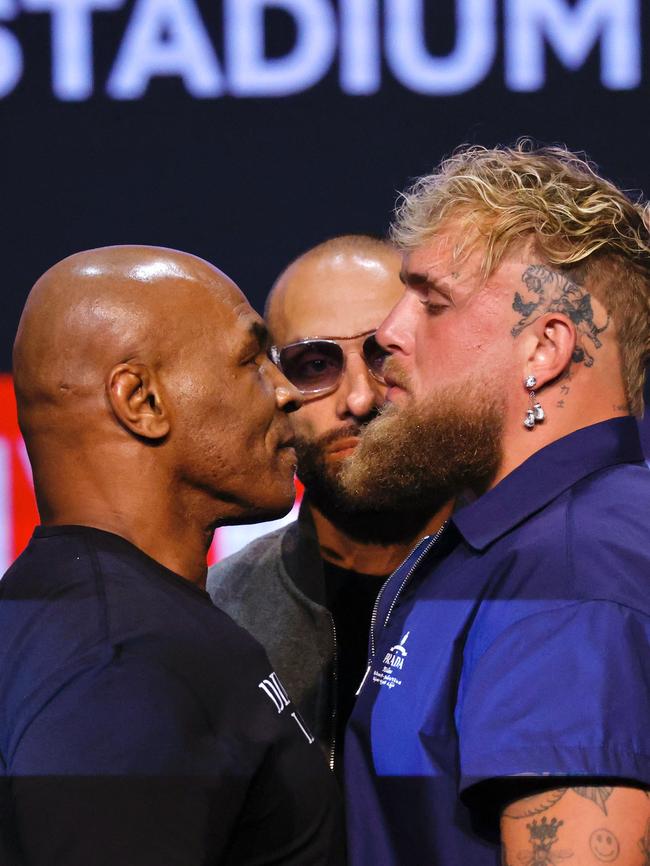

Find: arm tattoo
<box><xmin>573</xmin><ymin>786</ymin><xmax>613</xmax><ymax>815</ymax></box>
<box><xmin>639</xmin><ymin>819</ymin><xmax>650</xmax><ymax>866</ymax></box>
<box><xmin>517</xmin><ymin>817</ymin><xmax>573</xmax><ymax>864</ymax></box>
<box><xmin>505</xmin><ymin>786</ymin><xmax>614</xmax><ymax>820</ymax></box>
<box><xmin>503</xmin><ymin>789</ymin><xmax>568</xmax><ymax>819</ymax></box>
<box><xmin>511</xmin><ymin>265</ymin><xmax>609</xmax><ymax>367</ymax></box>
<box><xmin>589</xmin><ymin>828</ymin><xmax>620</xmax><ymax>862</ymax></box>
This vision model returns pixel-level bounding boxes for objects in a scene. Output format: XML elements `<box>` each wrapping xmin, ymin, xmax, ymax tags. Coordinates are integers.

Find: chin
<box><xmin>233</xmin><ymin>499</ymin><xmax>295</xmax><ymax>526</ymax></box>
<box><xmin>224</xmin><ymin>478</ymin><xmax>296</xmax><ymax>527</ymax></box>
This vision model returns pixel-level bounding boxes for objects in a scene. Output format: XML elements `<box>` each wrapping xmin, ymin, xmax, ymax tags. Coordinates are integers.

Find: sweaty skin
<box><xmin>13</xmin><ymin>246</ymin><xmax>300</xmax><ymax>586</ymax></box>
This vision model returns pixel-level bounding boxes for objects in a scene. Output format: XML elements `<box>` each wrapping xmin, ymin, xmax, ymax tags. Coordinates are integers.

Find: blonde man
<box><xmin>341</xmin><ymin>144</ymin><xmax>650</xmax><ymax>865</ymax></box>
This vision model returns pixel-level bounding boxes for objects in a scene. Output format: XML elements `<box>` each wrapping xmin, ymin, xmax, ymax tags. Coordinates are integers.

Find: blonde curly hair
<box><xmin>391</xmin><ymin>142</ymin><xmax>650</xmax><ymax>415</ymax></box>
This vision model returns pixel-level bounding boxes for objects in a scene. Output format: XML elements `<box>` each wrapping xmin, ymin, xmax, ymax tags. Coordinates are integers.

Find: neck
<box><xmin>39</xmin><ymin>502</ymin><xmax>211</xmax><ymax>588</ymax></box>
<box><xmin>32</xmin><ymin>451</ymin><xmax>212</xmax><ymax>588</ymax></box>
<box><xmin>309</xmin><ymin>499</ymin><xmax>453</xmax><ymax>575</ymax></box>
<box><xmin>489</xmin><ymin>378</ymin><xmax>630</xmax><ymax>489</ymax></box>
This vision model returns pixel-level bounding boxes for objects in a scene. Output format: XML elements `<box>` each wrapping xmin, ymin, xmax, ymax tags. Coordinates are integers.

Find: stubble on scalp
<box><xmin>339</xmin><ymin>377</ymin><xmax>506</xmax><ymax>510</ymax></box>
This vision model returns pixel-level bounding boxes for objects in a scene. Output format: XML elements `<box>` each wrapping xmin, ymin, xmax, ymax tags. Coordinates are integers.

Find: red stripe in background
<box><xmin>0</xmin><ymin>374</ymin><xmax>39</xmax><ymax>570</ymax></box>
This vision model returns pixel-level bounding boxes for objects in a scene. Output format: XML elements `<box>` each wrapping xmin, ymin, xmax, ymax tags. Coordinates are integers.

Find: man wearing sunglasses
<box><xmin>208</xmin><ymin>235</ymin><xmax>453</xmax><ymax>776</ymax></box>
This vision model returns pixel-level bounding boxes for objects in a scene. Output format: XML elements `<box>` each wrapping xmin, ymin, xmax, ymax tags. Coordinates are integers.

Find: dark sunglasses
<box><xmin>268</xmin><ymin>330</ymin><xmax>388</xmax><ymax>397</ymax></box>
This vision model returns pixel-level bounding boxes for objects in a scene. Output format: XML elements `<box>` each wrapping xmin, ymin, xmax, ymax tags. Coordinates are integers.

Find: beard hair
<box><xmin>295</xmin><ymin>422</ymin><xmax>441</xmax><ymax>546</ymax></box>
<box><xmin>339</xmin><ymin>379</ymin><xmax>505</xmax><ymax>511</ymax></box>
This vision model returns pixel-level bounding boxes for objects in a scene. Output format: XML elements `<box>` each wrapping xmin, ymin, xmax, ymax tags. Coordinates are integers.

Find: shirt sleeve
<box><xmin>7</xmin><ymin>649</ymin><xmax>344</xmax><ymax>866</ymax></box>
<box><xmin>457</xmin><ymin>600</ymin><xmax>650</xmax><ymax>799</ymax></box>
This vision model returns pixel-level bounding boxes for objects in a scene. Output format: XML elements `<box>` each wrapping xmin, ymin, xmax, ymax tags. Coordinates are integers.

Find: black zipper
<box><xmin>328</xmin><ymin>613</ymin><xmax>337</xmax><ymax>771</ymax></box>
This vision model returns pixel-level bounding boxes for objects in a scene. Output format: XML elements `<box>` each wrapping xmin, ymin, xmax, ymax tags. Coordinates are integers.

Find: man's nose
<box><xmin>376</xmin><ymin>292</ymin><xmax>415</xmax><ymax>356</ymax></box>
<box><xmin>336</xmin><ymin>353</ymin><xmax>383</xmax><ymax>419</ymax></box>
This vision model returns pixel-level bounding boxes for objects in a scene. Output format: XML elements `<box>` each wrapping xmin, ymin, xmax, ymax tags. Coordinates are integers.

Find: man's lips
<box><xmin>277</xmin><ymin>439</ymin><xmax>298</xmax><ymax>469</ymax></box>
<box><xmin>383</xmin><ymin>373</ymin><xmax>409</xmax><ymax>403</ymax></box>
<box><xmin>276</xmin><ymin>430</ymin><xmax>297</xmax><ymax>452</ymax></box>
<box><xmin>383</xmin><ymin>372</ymin><xmax>407</xmax><ymax>391</ymax></box>
<box><xmin>386</xmin><ymin>385</ymin><xmax>406</xmax><ymax>402</ymax></box>
<box><xmin>325</xmin><ymin>437</ymin><xmax>360</xmax><ymax>455</ymax></box>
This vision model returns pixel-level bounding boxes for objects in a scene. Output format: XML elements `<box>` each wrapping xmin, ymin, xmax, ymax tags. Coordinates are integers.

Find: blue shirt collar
<box><xmin>452</xmin><ymin>417</ymin><xmax>644</xmax><ymax>551</ymax></box>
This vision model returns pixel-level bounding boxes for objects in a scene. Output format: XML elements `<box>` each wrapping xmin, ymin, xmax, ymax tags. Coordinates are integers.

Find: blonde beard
<box><xmin>339</xmin><ymin>380</ymin><xmax>505</xmax><ymax>509</ymax></box>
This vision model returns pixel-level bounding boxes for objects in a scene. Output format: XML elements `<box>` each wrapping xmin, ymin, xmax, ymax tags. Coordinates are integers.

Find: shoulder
<box><xmin>0</xmin><ymin>532</ymin><xmax>108</xmax><ymax>670</ymax></box>
<box><xmin>564</xmin><ymin>461</ymin><xmax>650</xmax><ymax>606</ymax></box>
<box><xmin>494</xmin><ymin>460</ymin><xmax>650</xmax><ymax>604</ymax></box>
<box><xmin>0</xmin><ymin>528</ymin><xmax>273</xmax><ymax>695</ymax></box>
<box><xmin>567</xmin><ymin>459</ymin><xmax>650</xmax><ymax>530</ymax></box>
<box><xmin>520</xmin><ymin>459</ymin><xmax>649</xmax><ymax>545</ymax></box>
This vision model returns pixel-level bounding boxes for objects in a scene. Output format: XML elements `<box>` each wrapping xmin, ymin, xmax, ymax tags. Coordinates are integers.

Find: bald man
<box><xmin>0</xmin><ymin>246</ymin><xmax>344</xmax><ymax>866</ymax></box>
<box><xmin>208</xmin><ymin>236</ymin><xmax>452</xmax><ymax>775</ymax></box>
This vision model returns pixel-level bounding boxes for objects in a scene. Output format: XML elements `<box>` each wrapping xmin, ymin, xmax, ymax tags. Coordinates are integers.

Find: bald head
<box><xmin>14</xmin><ymin>245</ymin><xmax>243</xmax><ymax>426</ymax></box>
<box><xmin>265</xmin><ymin>235</ymin><xmax>400</xmax><ymax>342</ymax></box>
<box><xmin>13</xmin><ymin>244</ymin><xmax>302</xmax><ymax>555</ymax></box>
<box><xmin>13</xmin><ymin>243</ymin><xmax>256</xmax><ymax>523</ymax></box>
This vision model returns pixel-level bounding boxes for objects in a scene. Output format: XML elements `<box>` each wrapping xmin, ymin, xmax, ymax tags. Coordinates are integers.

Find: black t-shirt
<box><xmin>0</xmin><ymin>526</ymin><xmax>344</xmax><ymax>866</ymax></box>
<box><xmin>322</xmin><ymin>560</ymin><xmax>387</xmax><ymax>773</ymax></box>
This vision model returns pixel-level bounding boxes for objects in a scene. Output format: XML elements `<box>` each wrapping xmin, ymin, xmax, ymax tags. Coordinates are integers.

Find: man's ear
<box><xmin>523</xmin><ymin>313</ymin><xmax>577</xmax><ymax>388</ymax></box>
<box><xmin>107</xmin><ymin>363</ymin><xmax>170</xmax><ymax>440</ymax></box>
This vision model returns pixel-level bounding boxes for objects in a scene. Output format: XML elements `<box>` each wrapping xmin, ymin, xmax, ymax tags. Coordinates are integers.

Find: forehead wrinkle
<box><xmin>423</xmin><ymin>238</ymin><xmax>490</xmax><ymax>306</ymax></box>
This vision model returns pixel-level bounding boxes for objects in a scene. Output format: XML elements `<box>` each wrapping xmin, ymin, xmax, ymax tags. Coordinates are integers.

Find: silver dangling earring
<box><xmin>523</xmin><ymin>375</ymin><xmax>545</xmax><ymax>429</ymax></box>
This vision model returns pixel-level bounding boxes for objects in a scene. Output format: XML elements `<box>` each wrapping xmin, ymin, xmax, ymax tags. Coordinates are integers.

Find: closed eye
<box><xmin>420</xmin><ymin>299</ymin><xmax>448</xmax><ymax>316</ymax></box>
<box><xmin>240</xmin><ymin>348</ymin><xmax>267</xmax><ymax>369</ymax></box>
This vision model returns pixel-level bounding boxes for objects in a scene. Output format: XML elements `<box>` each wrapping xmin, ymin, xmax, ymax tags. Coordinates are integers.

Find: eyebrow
<box><xmin>399</xmin><ymin>269</ymin><xmax>454</xmax><ymax>299</ymax></box>
<box><xmin>242</xmin><ymin>320</ymin><xmax>270</xmax><ymax>354</ymax></box>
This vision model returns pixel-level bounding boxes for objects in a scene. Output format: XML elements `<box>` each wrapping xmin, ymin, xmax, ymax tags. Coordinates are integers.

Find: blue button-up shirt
<box><xmin>345</xmin><ymin>417</ymin><xmax>650</xmax><ymax>865</ymax></box>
